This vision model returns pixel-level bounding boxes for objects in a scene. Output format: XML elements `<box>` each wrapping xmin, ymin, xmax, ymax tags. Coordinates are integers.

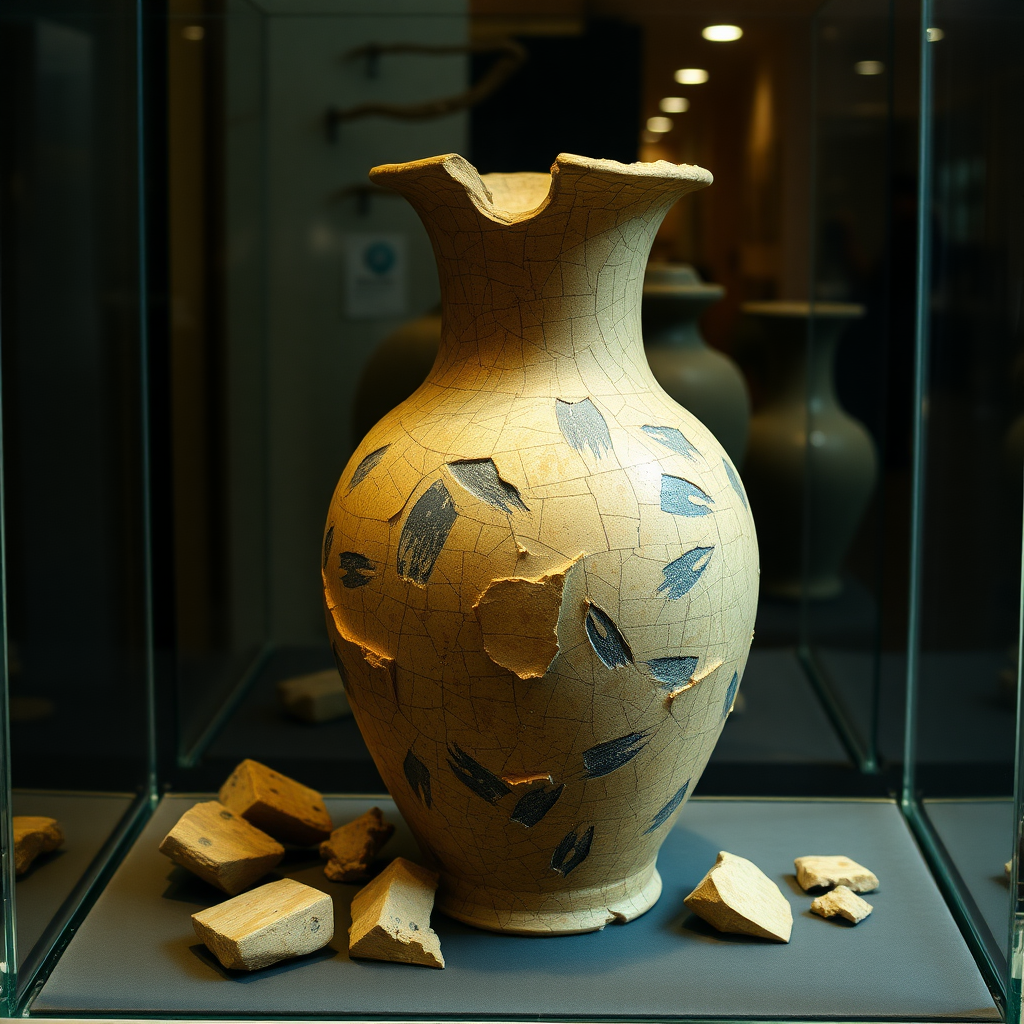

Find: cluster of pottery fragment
<box><xmin>158</xmin><ymin>758</ymin><xmax>444</xmax><ymax>971</ymax></box>
<box><xmin>686</xmin><ymin>851</ymin><xmax>878</xmax><ymax>943</ymax></box>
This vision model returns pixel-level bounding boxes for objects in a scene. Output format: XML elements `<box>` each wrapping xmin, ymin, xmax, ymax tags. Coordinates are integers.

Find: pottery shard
<box><xmin>158</xmin><ymin>801</ymin><xmax>285</xmax><ymax>896</ymax></box>
<box><xmin>319</xmin><ymin>807</ymin><xmax>395</xmax><ymax>882</ymax></box>
<box><xmin>794</xmin><ymin>855</ymin><xmax>879</xmax><ymax>893</ymax></box>
<box><xmin>277</xmin><ymin>669</ymin><xmax>351</xmax><ymax>724</ymax></box>
<box><xmin>219</xmin><ymin>759</ymin><xmax>333</xmax><ymax>846</ymax></box>
<box><xmin>192</xmin><ymin>877</ymin><xmax>334</xmax><ymax>971</ymax></box>
<box><xmin>349</xmin><ymin>857</ymin><xmax>444</xmax><ymax>968</ymax></box>
<box><xmin>810</xmin><ymin>884</ymin><xmax>873</xmax><ymax>924</ymax></box>
<box><xmin>13</xmin><ymin>816</ymin><xmax>63</xmax><ymax>875</ymax></box>
<box><xmin>684</xmin><ymin>850</ymin><xmax>793</xmax><ymax>942</ymax></box>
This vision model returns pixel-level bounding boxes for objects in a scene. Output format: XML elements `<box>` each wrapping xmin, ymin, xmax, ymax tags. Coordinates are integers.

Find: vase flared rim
<box><xmin>741</xmin><ymin>300</ymin><xmax>865</xmax><ymax>319</ymax></box>
<box><xmin>369</xmin><ymin>152</ymin><xmax>712</xmax><ymax>226</ymax></box>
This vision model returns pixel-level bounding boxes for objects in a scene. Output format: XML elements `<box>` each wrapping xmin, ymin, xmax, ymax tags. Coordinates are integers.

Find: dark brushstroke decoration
<box><xmin>323</xmin><ymin>525</ymin><xmax>335</xmax><ymax>571</ymax></box>
<box><xmin>722</xmin><ymin>671</ymin><xmax>740</xmax><ymax>719</ymax></box>
<box><xmin>331</xmin><ymin>643</ymin><xmax>348</xmax><ymax>683</ymax></box>
<box><xmin>646</xmin><ymin>656</ymin><xmax>700</xmax><ymax>690</ymax></box>
<box><xmin>397</xmin><ymin>480</ymin><xmax>458</xmax><ymax>584</ymax></box>
<box><xmin>585</xmin><ymin>604</ymin><xmax>633</xmax><ymax>669</ymax></box>
<box><xmin>556</xmin><ymin>398</ymin><xmax>613</xmax><ymax>459</ymax></box>
<box><xmin>642</xmin><ymin>424</ymin><xmax>698</xmax><ymax>460</ymax></box>
<box><xmin>723</xmin><ymin>458</ymin><xmax>748</xmax><ymax>509</ymax></box>
<box><xmin>338</xmin><ymin>551</ymin><xmax>376</xmax><ymax>588</ymax></box>
<box><xmin>447</xmin><ymin>458</ymin><xmax>529</xmax><ymax>514</ymax></box>
<box><xmin>447</xmin><ymin>743</ymin><xmax>512</xmax><ymax>804</ymax></box>
<box><xmin>644</xmin><ymin>780</ymin><xmax>690</xmax><ymax>834</ymax></box>
<box><xmin>511</xmin><ymin>784</ymin><xmax>564</xmax><ymax>827</ymax></box>
<box><xmin>660</xmin><ymin>475</ymin><xmax>715</xmax><ymax>517</ymax></box>
<box><xmin>348</xmin><ymin>444</ymin><xmax>390</xmax><ymax>491</ymax></box>
<box><xmin>657</xmin><ymin>546</ymin><xmax>713</xmax><ymax>599</ymax></box>
<box><xmin>403</xmin><ymin>750</ymin><xmax>432</xmax><ymax>808</ymax></box>
<box><xmin>551</xmin><ymin>825</ymin><xmax>595</xmax><ymax>877</ymax></box>
<box><xmin>582</xmin><ymin>731</ymin><xmax>649</xmax><ymax>778</ymax></box>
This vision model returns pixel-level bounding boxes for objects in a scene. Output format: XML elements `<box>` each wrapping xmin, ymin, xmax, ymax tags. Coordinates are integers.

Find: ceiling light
<box><xmin>646</xmin><ymin>116</ymin><xmax>673</xmax><ymax>134</ymax></box>
<box><xmin>674</xmin><ymin>68</ymin><xmax>709</xmax><ymax>85</ymax></box>
<box><xmin>854</xmin><ymin>60</ymin><xmax>884</xmax><ymax>75</ymax></box>
<box><xmin>926</xmin><ymin>27</ymin><xmax>944</xmax><ymax>41</ymax></box>
<box><xmin>702</xmin><ymin>24</ymin><xmax>743</xmax><ymax>42</ymax></box>
<box><xmin>659</xmin><ymin>97</ymin><xmax>690</xmax><ymax>113</ymax></box>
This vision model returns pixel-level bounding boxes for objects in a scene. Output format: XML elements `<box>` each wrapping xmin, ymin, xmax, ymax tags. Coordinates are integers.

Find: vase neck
<box><xmin>370</xmin><ymin>153</ymin><xmax>712</xmax><ymax>395</ymax></box>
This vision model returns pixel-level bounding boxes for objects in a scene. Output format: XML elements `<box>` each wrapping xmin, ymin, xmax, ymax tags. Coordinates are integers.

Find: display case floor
<box><xmin>923</xmin><ymin>798</ymin><xmax>1013</xmax><ymax>952</ymax></box>
<box><xmin>12</xmin><ymin>791</ymin><xmax>135</xmax><ymax>966</ymax></box>
<box><xmin>32</xmin><ymin>795</ymin><xmax>997</xmax><ymax>1020</ymax></box>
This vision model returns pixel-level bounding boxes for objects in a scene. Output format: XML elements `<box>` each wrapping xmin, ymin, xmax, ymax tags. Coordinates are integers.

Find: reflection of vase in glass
<box><xmin>352</xmin><ymin>308</ymin><xmax>441</xmax><ymax>447</ymax></box>
<box><xmin>741</xmin><ymin>301</ymin><xmax>875</xmax><ymax>600</ymax></box>
<box><xmin>643</xmin><ymin>263</ymin><xmax>750</xmax><ymax>466</ymax></box>
<box><xmin>323</xmin><ymin>153</ymin><xmax>759</xmax><ymax>935</ymax></box>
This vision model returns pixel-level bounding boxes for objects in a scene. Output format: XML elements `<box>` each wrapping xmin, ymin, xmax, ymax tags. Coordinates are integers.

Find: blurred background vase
<box><xmin>643</xmin><ymin>262</ymin><xmax>750</xmax><ymax>467</ymax></box>
<box><xmin>352</xmin><ymin>307</ymin><xmax>442</xmax><ymax>447</ymax></box>
<box><xmin>741</xmin><ymin>301</ymin><xmax>876</xmax><ymax>600</ymax></box>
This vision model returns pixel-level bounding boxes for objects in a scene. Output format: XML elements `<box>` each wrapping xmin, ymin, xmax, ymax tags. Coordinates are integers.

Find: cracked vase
<box><xmin>323</xmin><ymin>153</ymin><xmax>759</xmax><ymax>935</ymax></box>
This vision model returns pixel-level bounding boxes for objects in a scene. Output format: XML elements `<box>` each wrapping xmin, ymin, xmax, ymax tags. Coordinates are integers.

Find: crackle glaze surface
<box><xmin>323</xmin><ymin>153</ymin><xmax>759</xmax><ymax>935</ymax></box>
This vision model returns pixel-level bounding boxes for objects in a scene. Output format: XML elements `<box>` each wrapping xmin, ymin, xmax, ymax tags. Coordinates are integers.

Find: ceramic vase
<box><xmin>741</xmin><ymin>301</ymin><xmax>875</xmax><ymax>599</ymax></box>
<box><xmin>643</xmin><ymin>262</ymin><xmax>751</xmax><ymax>466</ymax></box>
<box><xmin>323</xmin><ymin>153</ymin><xmax>759</xmax><ymax>935</ymax></box>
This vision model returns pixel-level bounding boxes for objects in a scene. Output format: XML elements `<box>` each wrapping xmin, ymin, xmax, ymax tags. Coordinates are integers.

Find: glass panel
<box><xmin>798</xmin><ymin>0</ymin><xmax>895</xmax><ymax>773</ymax></box>
<box><xmin>0</xmin><ymin>0</ymin><xmax>153</xmax><ymax>1008</ymax></box>
<box><xmin>905</xmin><ymin>0</ymin><xmax>1024</xmax><ymax>1007</ymax></box>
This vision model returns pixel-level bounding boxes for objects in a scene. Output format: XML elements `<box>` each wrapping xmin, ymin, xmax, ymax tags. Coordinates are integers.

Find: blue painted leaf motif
<box><xmin>723</xmin><ymin>458</ymin><xmax>749</xmax><ymax>510</ymax></box>
<box><xmin>646</xmin><ymin>656</ymin><xmax>700</xmax><ymax>690</ymax></box>
<box><xmin>403</xmin><ymin>750</ymin><xmax>432</xmax><ymax>808</ymax></box>
<box><xmin>556</xmin><ymin>398</ymin><xmax>613</xmax><ymax>459</ymax></box>
<box><xmin>660</xmin><ymin>475</ymin><xmax>715</xmax><ymax>516</ymax></box>
<box><xmin>446</xmin><ymin>743</ymin><xmax>511</xmax><ymax>804</ymax></box>
<box><xmin>348</xmin><ymin>444</ymin><xmax>390</xmax><ymax>491</ymax></box>
<box><xmin>551</xmin><ymin>825</ymin><xmax>594</xmax><ymax>877</ymax></box>
<box><xmin>644</xmin><ymin>779</ymin><xmax>691</xmax><ymax>834</ymax></box>
<box><xmin>397</xmin><ymin>480</ymin><xmax>458</xmax><ymax>584</ymax></box>
<box><xmin>338</xmin><ymin>551</ymin><xmax>375</xmax><ymax>588</ymax></box>
<box><xmin>322</xmin><ymin>525</ymin><xmax>335</xmax><ymax>571</ymax></box>
<box><xmin>642</xmin><ymin>424</ymin><xmax>699</xmax><ymax>460</ymax></box>
<box><xmin>511</xmin><ymin>784</ymin><xmax>564</xmax><ymax>827</ymax></box>
<box><xmin>585</xmin><ymin>604</ymin><xmax>633</xmax><ymax>669</ymax></box>
<box><xmin>657</xmin><ymin>546</ymin><xmax>714</xmax><ymax>599</ymax></box>
<box><xmin>582</xmin><ymin>731</ymin><xmax>649</xmax><ymax>779</ymax></box>
<box><xmin>722</xmin><ymin>671</ymin><xmax>740</xmax><ymax>719</ymax></box>
<box><xmin>447</xmin><ymin>458</ymin><xmax>529</xmax><ymax>514</ymax></box>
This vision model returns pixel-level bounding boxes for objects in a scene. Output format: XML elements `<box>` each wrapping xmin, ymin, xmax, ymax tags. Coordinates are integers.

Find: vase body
<box><xmin>643</xmin><ymin>262</ymin><xmax>751</xmax><ymax>466</ymax></box>
<box><xmin>741</xmin><ymin>301</ymin><xmax>876</xmax><ymax>599</ymax></box>
<box><xmin>323</xmin><ymin>154</ymin><xmax>759</xmax><ymax>935</ymax></box>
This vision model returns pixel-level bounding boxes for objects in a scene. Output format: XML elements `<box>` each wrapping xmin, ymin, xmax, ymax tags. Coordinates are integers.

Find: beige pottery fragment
<box><xmin>323</xmin><ymin>153</ymin><xmax>759</xmax><ymax>935</ymax></box>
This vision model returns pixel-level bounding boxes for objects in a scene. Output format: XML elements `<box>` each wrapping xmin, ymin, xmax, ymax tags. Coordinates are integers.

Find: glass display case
<box><xmin>0</xmin><ymin>0</ymin><xmax>1022</xmax><ymax>1018</ymax></box>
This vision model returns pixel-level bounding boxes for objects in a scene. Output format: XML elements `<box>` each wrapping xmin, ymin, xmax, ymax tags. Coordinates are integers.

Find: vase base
<box><xmin>436</xmin><ymin>865</ymin><xmax>663</xmax><ymax>936</ymax></box>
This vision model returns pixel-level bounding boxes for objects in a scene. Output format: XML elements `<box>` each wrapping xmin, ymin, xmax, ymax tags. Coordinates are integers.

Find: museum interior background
<box><xmin>0</xmin><ymin>0</ymin><xmax>1022</xmax><ymax>1017</ymax></box>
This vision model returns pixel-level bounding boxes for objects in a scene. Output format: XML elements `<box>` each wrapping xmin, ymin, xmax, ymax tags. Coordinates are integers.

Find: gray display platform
<box><xmin>12</xmin><ymin>791</ymin><xmax>135</xmax><ymax>966</ymax></box>
<box><xmin>33</xmin><ymin>795</ymin><xmax>997</xmax><ymax>1019</ymax></box>
<box><xmin>924</xmin><ymin>798</ymin><xmax>1013</xmax><ymax>950</ymax></box>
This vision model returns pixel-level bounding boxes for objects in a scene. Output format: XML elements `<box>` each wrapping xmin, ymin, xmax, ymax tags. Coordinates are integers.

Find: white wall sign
<box><xmin>344</xmin><ymin>233</ymin><xmax>408</xmax><ymax>320</ymax></box>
